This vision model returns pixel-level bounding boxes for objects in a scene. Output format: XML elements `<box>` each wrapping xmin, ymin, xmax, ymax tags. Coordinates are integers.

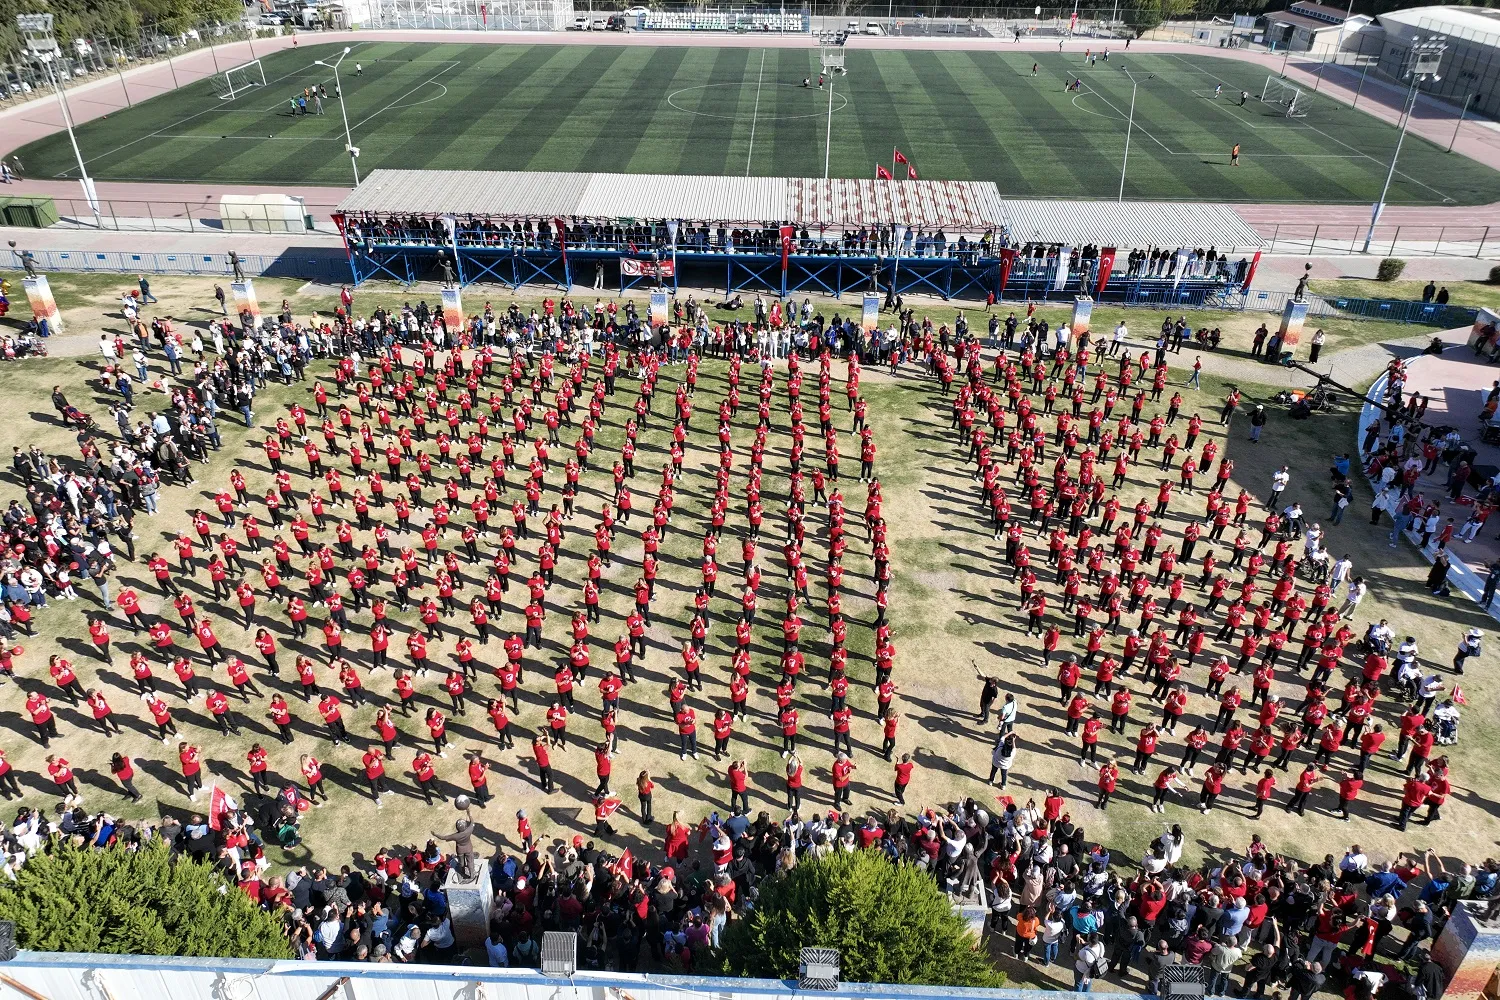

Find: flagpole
<box><xmin>892</xmin><ymin>147</ymin><xmax>897</xmax><ymax>181</ymax></box>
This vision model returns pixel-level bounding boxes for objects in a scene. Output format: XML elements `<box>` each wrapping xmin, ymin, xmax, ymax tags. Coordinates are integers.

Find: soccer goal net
<box><xmin>1260</xmin><ymin>74</ymin><xmax>1313</xmax><ymax>117</ymax></box>
<box><xmin>213</xmin><ymin>59</ymin><xmax>266</xmax><ymax>101</ymax></box>
<box><xmin>820</xmin><ymin>47</ymin><xmax>846</xmax><ymax>74</ymax></box>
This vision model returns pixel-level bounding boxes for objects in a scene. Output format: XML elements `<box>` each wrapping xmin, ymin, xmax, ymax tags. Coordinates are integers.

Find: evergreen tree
<box><xmin>0</xmin><ymin>842</ymin><xmax>290</xmax><ymax>959</ymax></box>
<box><xmin>719</xmin><ymin>851</ymin><xmax>1004</xmax><ymax>988</ymax></box>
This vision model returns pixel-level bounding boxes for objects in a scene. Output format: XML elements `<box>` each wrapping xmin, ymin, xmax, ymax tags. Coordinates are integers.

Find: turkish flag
<box><xmin>780</xmin><ymin>225</ymin><xmax>795</xmax><ymax>272</ymax></box>
<box><xmin>1241</xmin><ymin>249</ymin><xmax>1262</xmax><ymax>293</ymax></box>
<box><xmin>876</xmin><ymin>165</ymin><xmax>892</xmax><ymax>180</ymax></box>
<box><xmin>893</xmin><ymin>149</ymin><xmax>908</xmax><ymax>165</ymax></box>
<box><xmin>610</xmin><ymin>847</ymin><xmax>634</xmax><ymax>876</ymax></box>
<box><xmin>907</xmin><ymin>164</ymin><xmax>918</xmax><ymax>180</ymax></box>
<box><xmin>1095</xmin><ymin>247</ymin><xmax>1117</xmax><ymax>298</ymax></box>
<box><xmin>596</xmin><ymin>795</ymin><xmax>622</xmax><ymax>818</ymax></box>
<box><xmin>998</xmin><ymin>247</ymin><xmax>1018</xmax><ymax>293</ymax></box>
<box><xmin>208</xmin><ymin>784</ymin><xmax>230</xmax><ymax>831</ymax></box>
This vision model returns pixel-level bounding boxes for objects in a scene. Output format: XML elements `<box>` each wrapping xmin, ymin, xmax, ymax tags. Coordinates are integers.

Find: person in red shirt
<box><xmin>1253</xmin><ymin>769</ymin><xmax>1277</xmax><ymax>819</ymax></box>
<box><xmin>1096</xmin><ymin>759</ymin><xmax>1120</xmax><ymax>810</ymax></box>
<box><xmin>532</xmin><ymin>735</ymin><xmax>554</xmax><ymax>793</ymax></box>
<box><xmin>178</xmin><ymin>742</ymin><xmax>203</xmax><ymax>799</ymax></box>
<box><xmin>1336</xmin><ymin>771</ymin><xmax>1363</xmax><ymax>821</ymax></box>
<box><xmin>893</xmin><ymin>753</ymin><xmax>915</xmax><ymax>804</ymax></box>
<box><xmin>300</xmin><ymin>753</ymin><xmax>327</xmax><ymax>805</ymax></box>
<box><xmin>1285</xmin><ymin>764</ymin><xmax>1318</xmax><ymax>816</ymax></box>
<box><xmin>109</xmin><ymin>752</ymin><xmax>141</xmax><ymax>802</ymax></box>
<box><xmin>362</xmin><ymin>748</ymin><xmax>388</xmax><ymax>806</ymax></box>
<box><xmin>246</xmin><ymin>743</ymin><xmax>270</xmax><ymax>795</ymax></box>
<box><xmin>831</xmin><ymin>752</ymin><xmax>855</xmax><ymax>809</ymax></box>
<box><xmin>467</xmin><ymin>752</ymin><xmax>491</xmax><ymax>806</ymax></box>
<box><xmin>1398</xmin><ymin>774</ymin><xmax>1432</xmax><ymax>831</ymax></box>
<box><xmin>46</xmin><ymin>754</ymin><xmax>80</xmax><ymax>805</ymax></box>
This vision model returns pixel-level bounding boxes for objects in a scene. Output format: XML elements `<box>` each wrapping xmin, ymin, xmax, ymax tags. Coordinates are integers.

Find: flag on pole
<box><xmin>1241</xmin><ymin>249</ymin><xmax>1263</xmax><ymax>293</ymax></box>
<box><xmin>780</xmin><ymin>225</ymin><xmax>795</xmax><ymax>272</ymax></box>
<box><xmin>208</xmin><ymin>784</ymin><xmax>231</xmax><ymax>831</ymax></box>
<box><xmin>893</xmin><ymin>149</ymin><xmax>908</xmax><ymax>165</ymax></box>
<box><xmin>610</xmin><ymin>848</ymin><xmax>634</xmax><ymax>877</ymax></box>
<box><xmin>554</xmin><ymin>218</ymin><xmax>568</xmax><ymax>267</ymax></box>
<box><xmin>998</xmin><ymin>247</ymin><xmax>1017</xmax><ymax>293</ymax></box>
<box><xmin>875</xmin><ymin>164</ymin><xmax>893</xmax><ymax>180</ymax></box>
<box><xmin>907</xmin><ymin>164</ymin><xmax>918</xmax><ymax>180</ymax></box>
<box><xmin>1095</xmin><ymin>247</ymin><xmax>1117</xmax><ymax>297</ymax></box>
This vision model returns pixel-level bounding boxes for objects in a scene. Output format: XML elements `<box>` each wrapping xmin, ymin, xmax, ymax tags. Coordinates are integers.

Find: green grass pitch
<box><xmin>16</xmin><ymin>39</ymin><xmax>1500</xmax><ymax>204</ymax></box>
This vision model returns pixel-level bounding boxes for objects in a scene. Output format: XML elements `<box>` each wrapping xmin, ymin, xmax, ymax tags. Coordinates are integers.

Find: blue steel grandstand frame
<box><xmin>337</xmin><ymin>221</ymin><xmax>1238</xmax><ymax>308</ymax></box>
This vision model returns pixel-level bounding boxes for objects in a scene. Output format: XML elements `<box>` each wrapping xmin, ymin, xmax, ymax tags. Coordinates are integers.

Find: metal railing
<box><xmin>6</xmin><ymin>248</ymin><xmax>350</xmax><ymax>282</ymax></box>
<box><xmin>1261</xmin><ymin>223</ymin><xmax>1495</xmax><ymax>259</ymax></box>
<box><xmin>34</xmin><ymin>196</ymin><xmax>344</xmax><ymax>235</ymax></box>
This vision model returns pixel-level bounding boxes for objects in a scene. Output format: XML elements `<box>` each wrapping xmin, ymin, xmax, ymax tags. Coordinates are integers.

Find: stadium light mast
<box><xmin>1118</xmin><ymin>66</ymin><xmax>1138</xmax><ymax>202</ymax></box>
<box><xmin>17</xmin><ymin>13</ymin><xmax>100</xmax><ymax>227</ymax></box>
<box><xmin>315</xmin><ymin>47</ymin><xmax>361</xmax><ymax>187</ymax></box>
<box><xmin>1363</xmin><ymin>36</ymin><xmax>1444</xmax><ymax>254</ymax></box>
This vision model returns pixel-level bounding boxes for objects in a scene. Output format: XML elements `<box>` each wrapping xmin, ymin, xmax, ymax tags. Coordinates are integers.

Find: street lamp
<box><xmin>1362</xmin><ymin>36</ymin><xmax>1445</xmax><ymax>253</ymax></box>
<box><xmin>315</xmin><ymin>46</ymin><xmax>360</xmax><ymax>186</ymax></box>
<box><xmin>17</xmin><ymin>14</ymin><xmax>100</xmax><ymax>226</ymax></box>
<box><xmin>1118</xmin><ymin>66</ymin><xmax>1138</xmax><ymax>202</ymax></box>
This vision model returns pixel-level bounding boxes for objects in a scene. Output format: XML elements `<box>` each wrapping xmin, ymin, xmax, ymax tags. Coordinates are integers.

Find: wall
<box><xmin>0</xmin><ymin>953</ymin><xmax>1138</xmax><ymax>1000</ymax></box>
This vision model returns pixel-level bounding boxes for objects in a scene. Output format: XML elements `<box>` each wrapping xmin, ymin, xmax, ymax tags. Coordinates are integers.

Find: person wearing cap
<box><xmin>1454</xmin><ymin>629</ymin><xmax>1483</xmax><ymax>675</ymax></box>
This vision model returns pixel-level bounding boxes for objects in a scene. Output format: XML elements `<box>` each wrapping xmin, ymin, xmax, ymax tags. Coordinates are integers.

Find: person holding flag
<box><xmin>593</xmin><ymin>791</ymin><xmax>621</xmax><ymax>837</ymax></box>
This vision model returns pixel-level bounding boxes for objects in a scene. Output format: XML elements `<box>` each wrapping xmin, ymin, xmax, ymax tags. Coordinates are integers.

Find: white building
<box><xmin>1374</xmin><ymin>5</ymin><xmax>1500</xmax><ymax>117</ymax></box>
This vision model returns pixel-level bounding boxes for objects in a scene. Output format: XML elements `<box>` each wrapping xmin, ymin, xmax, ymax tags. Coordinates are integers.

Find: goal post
<box><xmin>1260</xmin><ymin>74</ymin><xmax>1311</xmax><ymax>117</ymax></box>
<box><xmin>214</xmin><ymin>59</ymin><xmax>266</xmax><ymax>101</ymax></box>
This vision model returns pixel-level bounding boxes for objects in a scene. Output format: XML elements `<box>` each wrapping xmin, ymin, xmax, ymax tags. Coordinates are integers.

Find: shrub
<box><xmin>0</xmin><ymin>842</ymin><xmax>291</xmax><ymax>958</ymax></box>
<box><xmin>1376</xmin><ymin>258</ymin><xmax>1407</xmax><ymax>281</ymax></box>
<box><xmin>1488</xmin><ymin>264</ymin><xmax>1500</xmax><ymax>285</ymax></box>
<box><xmin>718</xmin><ymin>850</ymin><xmax>1004</xmax><ymax>988</ymax></box>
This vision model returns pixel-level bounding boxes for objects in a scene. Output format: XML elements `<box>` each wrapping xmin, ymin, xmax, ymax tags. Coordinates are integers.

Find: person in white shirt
<box><xmin>1112</xmin><ymin>321</ymin><xmax>1128</xmax><ymax>355</ymax></box>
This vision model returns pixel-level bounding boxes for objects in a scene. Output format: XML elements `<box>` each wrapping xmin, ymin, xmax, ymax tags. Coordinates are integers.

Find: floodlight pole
<box><xmin>17</xmin><ymin>14</ymin><xmax>100</xmax><ymax>227</ymax></box>
<box><xmin>1119</xmin><ymin>68</ymin><xmax>1137</xmax><ymax>202</ymax></box>
<box><xmin>1363</xmin><ymin>62</ymin><xmax>1430</xmax><ymax>253</ymax></box>
<box><xmin>317</xmin><ymin>47</ymin><xmax>360</xmax><ymax>186</ymax></box>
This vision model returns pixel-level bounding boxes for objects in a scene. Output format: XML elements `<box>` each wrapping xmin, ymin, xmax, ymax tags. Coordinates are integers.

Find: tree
<box><xmin>719</xmin><ymin>851</ymin><xmax>1004</xmax><ymax>988</ymax></box>
<box><xmin>0</xmin><ymin>842</ymin><xmax>291</xmax><ymax>959</ymax></box>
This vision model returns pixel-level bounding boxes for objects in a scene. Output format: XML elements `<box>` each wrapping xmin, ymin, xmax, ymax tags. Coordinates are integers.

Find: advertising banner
<box><xmin>649</xmin><ymin>289</ymin><xmax>669</xmax><ymax>327</ymax></box>
<box><xmin>862</xmin><ymin>294</ymin><xmax>879</xmax><ymax>333</ymax></box>
<box><xmin>230</xmin><ymin>279</ymin><xmax>260</xmax><ymax>327</ymax></box>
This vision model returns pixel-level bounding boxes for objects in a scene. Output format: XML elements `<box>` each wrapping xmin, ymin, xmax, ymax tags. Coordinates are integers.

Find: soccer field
<box><xmin>16</xmin><ymin>39</ymin><xmax>1500</xmax><ymax>204</ymax></box>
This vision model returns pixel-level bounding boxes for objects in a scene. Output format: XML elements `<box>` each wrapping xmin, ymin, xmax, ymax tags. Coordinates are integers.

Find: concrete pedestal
<box><xmin>441</xmin><ymin>858</ymin><xmax>492</xmax><ymax>947</ymax></box>
<box><xmin>1433</xmin><ymin>900</ymin><xmax>1500</xmax><ymax>1000</ymax></box>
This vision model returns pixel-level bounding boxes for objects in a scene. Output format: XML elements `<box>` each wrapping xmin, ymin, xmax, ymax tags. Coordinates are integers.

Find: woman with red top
<box><xmin>178</xmin><ymin>742</ymin><xmax>203</xmax><ymax>799</ymax></box>
<box><xmin>300</xmin><ymin>753</ymin><xmax>327</xmax><ymax>805</ymax></box>
<box><xmin>665</xmin><ymin>810</ymin><xmax>691</xmax><ymax>860</ymax></box>
<box><xmin>637</xmin><ymin>769</ymin><xmax>655</xmax><ymax>824</ymax></box>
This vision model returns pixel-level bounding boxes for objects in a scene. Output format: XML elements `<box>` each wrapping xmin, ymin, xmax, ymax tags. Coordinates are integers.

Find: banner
<box><xmin>207</xmin><ymin>784</ymin><xmax>231</xmax><ymax>831</ymax></box>
<box><xmin>1052</xmin><ymin>246</ymin><xmax>1072</xmax><ymax>292</ymax></box>
<box><xmin>1241</xmin><ymin>249</ymin><xmax>1263</xmax><ymax>293</ymax></box>
<box><xmin>649</xmin><ymin>289</ymin><xmax>669</xmax><ymax>327</ymax></box>
<box><xmin>1278</xmin><ymin>300</ymin><xmax>1309</xmax><ymax>346</ymax></box>
<box><xmin>22</xmin><ymin>275</ymin><xmax>62</xmax><ymax>336</ymax></box>
<box><xmin>1171</xmin><ymin>249</ymin><xmax>1190</xmax><ymax>289</ymax></box>
<box><xmin>780</xmin><ymin>225</ymin><xmax>795</xmax><ymax>271</ymax></box>
<box><xmin>862</xmin><ymin>294</ymin><xmax>879</xmax><ymax>333</ymax></box>
<box><xmin>998</xmin><ymin>247</ymin><xmax>1017</xmax><ymax>293</ymax></box>
<box><xmin>230</xmin><ymin>279</ymin><xmax>260</xmax><ymax>327</ymax></box>
<box><xmin>1095</xmin><ymin>247</ymin><xmax>1116</xmax><ymax>298</ymax></box>
<box><xmin>1071</xmin><ymin>296</ymin><xmax>1093</xmax><ymax>337</ymax></box>
<box><xmin>621</xmin><ymin>259</ymin><xmax>675</xmax><ymax>278</ymax></box>
<box><xmin>440</xmin><ymin>286</ymin><xmax>463</xmax><ymax>331</ymax></box>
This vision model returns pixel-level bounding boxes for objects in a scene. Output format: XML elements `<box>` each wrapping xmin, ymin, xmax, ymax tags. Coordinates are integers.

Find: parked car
<box><xmin>570</xmin><ymin>15</ymin><xmax>587</xmax><ymax>28</ymax></box>
<box><xmin>864</xmin><ymin>21</ymin><xmax>884</xmax><ymax>34</ymax></box>
<box><xmin>590</xmin><ymin>17</ymin><xmax>607</xmax><ymax>29</ymax></box>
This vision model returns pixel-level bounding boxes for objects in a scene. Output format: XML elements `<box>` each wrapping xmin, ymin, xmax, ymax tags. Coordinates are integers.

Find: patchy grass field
<box><xmin>0</xmin><ymin>274</ymin><xmax>1496</xmax><ymax>990</ymax></box>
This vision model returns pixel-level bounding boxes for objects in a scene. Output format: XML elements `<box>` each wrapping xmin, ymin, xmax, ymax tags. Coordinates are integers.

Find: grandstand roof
<box><xmin>336</xmin><ymin>170</ymin><xmax>1263</xmax><ymax>248</ymax></box>
<box><xmin>1000</xmin><ymin>200</ymin><xmax>1263</xmax><ymax>250</ymax></box>
<box><xmin>337</xmin><ymin>170</ymin><xmax>1008</xmax><ymax>230</ymax></box>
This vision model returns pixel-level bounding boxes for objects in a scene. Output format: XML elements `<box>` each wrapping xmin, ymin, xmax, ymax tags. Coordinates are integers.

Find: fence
<box><xmin>0</xmin><ymin>20</ymin><xmax>280</xmax><ymax>111</ymax></box>
<box><xmin>1230</xmin><ymin>288</ymin><xmax>1479</xmax><ymax>327</ymax></box>
<box><xmin>37</xmin><ymin>196</ymin><xmax>345</xmax><ymax>235</ymax></box>
<box><xmin>1260</xmin><ymin>223</ymin><xmax>1496</xmax><ymax>259</ymax></box>
<box><xmin>7</xmin><ymin>248</ymin><xmax>351</xmax><ymax>282</ymax></box>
